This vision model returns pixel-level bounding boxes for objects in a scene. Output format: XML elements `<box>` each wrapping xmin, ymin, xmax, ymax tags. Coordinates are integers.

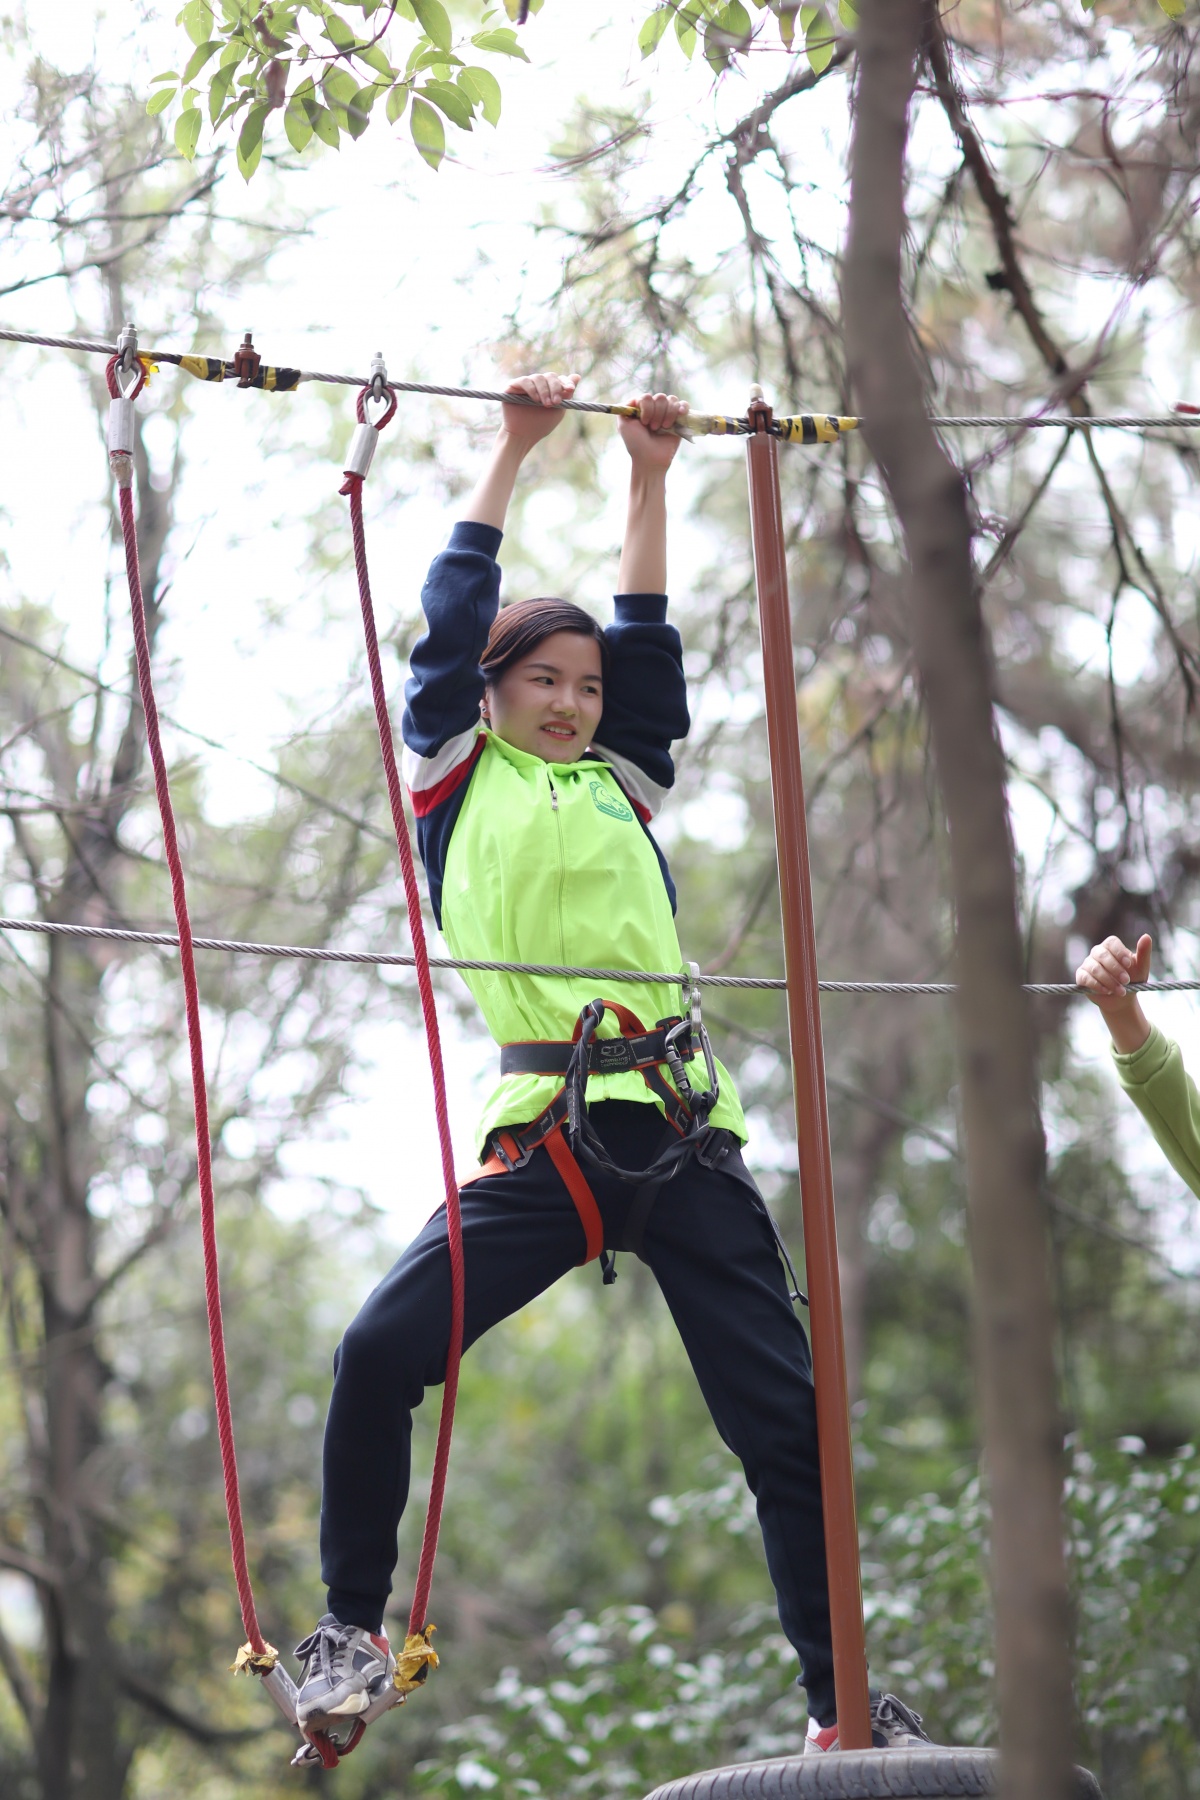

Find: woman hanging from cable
<box><xmin>293</xmin><ymin>372</ymin><xmax>930</xmax><ymax>1755</ymax></box>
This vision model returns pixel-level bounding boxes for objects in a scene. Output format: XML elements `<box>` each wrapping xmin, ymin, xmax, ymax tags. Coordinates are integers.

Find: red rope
<box><xmin>110</xmin><ymin>442</ymin><xmax>266</xmax><ymax>1658</ymax></box>
<box><xmin>340</xmin><ymin>455</ymin><xmax>465</xmax><ymax>1639</ymax></box>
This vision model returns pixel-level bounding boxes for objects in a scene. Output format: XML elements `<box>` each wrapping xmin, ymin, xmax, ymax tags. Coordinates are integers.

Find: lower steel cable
<box><xmin>2</xmin><ymin>915</ymin><xmax>1197</xmax><ymax>997</ymax></box>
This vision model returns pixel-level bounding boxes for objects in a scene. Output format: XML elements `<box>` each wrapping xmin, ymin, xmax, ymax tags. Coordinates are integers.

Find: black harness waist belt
<box><xmin>500</xmin><ymin>1024</ymin><xmax>694</xmax><ymax>1079</ymax></box>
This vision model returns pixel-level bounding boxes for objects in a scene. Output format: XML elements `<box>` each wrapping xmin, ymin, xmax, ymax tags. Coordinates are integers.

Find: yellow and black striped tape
<box><xmin>775</xmin><ymin>414</ymin><xmax>859</xmax><ymax>444</ymax></box>
<box><xmin>688</xmin><ymin>413</ymin><xmax>747</xmax><ymax>437</ymax></box>
<box><xmin>179</xmin><ymin>355</ymin><xmax>302</xmax><ymax>392</ymax></box>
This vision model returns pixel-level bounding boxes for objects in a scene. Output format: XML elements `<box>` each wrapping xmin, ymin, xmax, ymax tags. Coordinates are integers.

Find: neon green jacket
<box><xmin>1112</xmin><ymin>1025</ymin><xmax>1200</xmax><ymax>1198</ymax></box>
<box><xmin>440</xmin><ymin>731</ymin><xmax>746</xmax><ymax>1154</ymax></box>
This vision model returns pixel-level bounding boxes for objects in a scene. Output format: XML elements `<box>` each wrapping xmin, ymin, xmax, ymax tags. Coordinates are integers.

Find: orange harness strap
<box><xmin>460</xmin><ymin>1119</ymin><xmax>605</xmax><ymax>1266</ymax></box>
<box><xmin>543</xmin><ymin>1122</ymin><xmax>605</xmax><ymax>1263</ymax></box>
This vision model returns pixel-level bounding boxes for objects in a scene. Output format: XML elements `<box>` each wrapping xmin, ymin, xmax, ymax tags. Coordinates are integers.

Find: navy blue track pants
<box><xmin>320</xmin><ymin>1099</ymin><xmax>836</xmax><ymax>1724</ymax></box>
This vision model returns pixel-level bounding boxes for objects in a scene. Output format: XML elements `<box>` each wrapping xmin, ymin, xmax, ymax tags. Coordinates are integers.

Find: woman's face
<box><xmin>484</xmin><ymin>630</ymin><xmax>605</xmax><ymax>762</ymax></box>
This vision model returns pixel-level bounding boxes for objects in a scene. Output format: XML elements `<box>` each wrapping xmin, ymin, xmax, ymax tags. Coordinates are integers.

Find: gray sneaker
<box><xmin>804</xmin><ymin>1689</ymin><xmax>931</xmax><ymax>1752</ymax></box>
<box><xmin>293</xmin><ymin>1613</ymin><xmax>395</xmax><ymax>1730</ymax></box>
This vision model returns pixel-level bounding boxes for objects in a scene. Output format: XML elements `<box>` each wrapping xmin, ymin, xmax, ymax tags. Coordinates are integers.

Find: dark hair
<box><xmin>479</xmin><ymin>598</ymin><xmax>609</xmax><ymax>686</ymax></box>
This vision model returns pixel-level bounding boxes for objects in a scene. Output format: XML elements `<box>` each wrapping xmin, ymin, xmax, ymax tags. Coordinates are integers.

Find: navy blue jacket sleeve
<box><xmin>401</xmin><ymin>520</ymin><xmax>502</xmax><ymax>756</ymax></box>
<box><xmin>401</xmin><ymin>521</ymin><xmax>501</xmax><ymax>927</ymax></box>
<box><xmin>594</xmin><ymin>594</ymin><xmax>690</xmax><ymax>794</ymax></box>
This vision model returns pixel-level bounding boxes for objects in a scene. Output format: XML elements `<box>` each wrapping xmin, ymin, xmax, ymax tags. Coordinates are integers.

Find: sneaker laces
<box><xmin>872</xmin><ymin>1692</ymin><xmax>927</xmax><ymax>1737</ymax></box>
<box><xmin>294</xmin><ymin>1618</ymin><xmax>361</xmax><ymax>1688</ymax></box>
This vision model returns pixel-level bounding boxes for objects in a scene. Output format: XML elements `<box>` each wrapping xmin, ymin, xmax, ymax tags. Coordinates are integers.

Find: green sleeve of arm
<box><xmin>1112</xmin><ymin>1024</ymin><xmax>1200</xmax><ymax>1199</ymax></box>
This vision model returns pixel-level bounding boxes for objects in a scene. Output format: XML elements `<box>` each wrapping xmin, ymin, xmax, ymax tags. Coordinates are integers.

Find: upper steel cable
<box><xmin>2</xmin><ymin>322</ymin><xmax>1197</xmax><ymax>436</ymax></box>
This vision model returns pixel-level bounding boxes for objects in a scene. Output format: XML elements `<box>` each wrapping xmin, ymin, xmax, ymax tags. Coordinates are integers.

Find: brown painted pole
<box><xmin>745</xmin><ymin>394</ymin><xmax>872</xmax><ymax>1748</ymax></box>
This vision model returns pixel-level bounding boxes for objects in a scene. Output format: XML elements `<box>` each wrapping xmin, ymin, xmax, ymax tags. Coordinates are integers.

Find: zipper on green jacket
<box><xmin>548</xmin><ymin>771</ymin><xmax>567</xmax><ymax>963</ymax></box>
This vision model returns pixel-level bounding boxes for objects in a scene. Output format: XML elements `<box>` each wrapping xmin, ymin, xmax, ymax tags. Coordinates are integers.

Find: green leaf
<box><xmin>457</xmin><ymin>64</ymin><xmax>501</xmax><ymax>125</ymax></box>
<box><xmin>174</xmin><ymin>106</ymin><xmax>203</xmax><ymax>159</ymax></box>
<box><xmin>147</xmin><ymin>86</ymin><xmax>176</xmax><ymax>116</ymax></box>
<box><xmin>776</xmin><ymin>4</ymin><xmax>796</xmax><ymax>47</ymax></box>
<box><xmin>723</xmin><ymin>0</ymin><xmax>752</xmax><ymax>40</ymax></box>
<box><xmin>179</xmin><ymin>0</ymin><xmax>215</xmax><ymax>47</ymax></box>
<box><xmin>837</xmin><ymin>0</ymin><xmax>857</xmax><ymax>22</ymax></box>
<box><xmin>219</xmin><ymin>38</ymin><xmax>249</xmax><ymax>67</ymax></box>
<box><xmin>323</xmin><ymin>66</ymin><xmax>359</xmax><ymax>107</ymax></box>
<box><xmin>150</xmin><ymin>69</ymin><xmax>179</xmax><ymax>83</ymax></box>
<box><xmin>413</xmin><ymin>0</ymin><xmax>453</xmax><ymax>51</ymax></box>
<box><xmin>638</xmin><ymin>7</ymin><xmax>671</xmax><ymax>56</ymax></box>
<box><xmin>802</xmin><ymin>2</ymin><xmax>833</xmax><ymax>72</ymax></box>
<box><xmin>238</xmin><ymin>99</ymin><xmax>269</xmax><ymax>162</ymax></box>
<box><xmin>421</xmin><ymin>76</ymin><xmax>473</xmax><ymax>127</ymax></box>
<box><xmin>407</xmin><ymin>45</ymin><xmax>462</xmax><ymax>72</ymax></box>
<box><xmin>471</xmin><ymin>26</ymin><xmax>530</xmax><ymax>59</ymax></box>
<box><xmin>322</xmin><ymin>12</ymin><xmax>358</xmax><ymax>50</ymax></box>
<box><xmin>409</xmin><ymin>92</ymin><xmax>445</xmax><ymax>167</ymax></box>
<box><xmin>209</xmin><ymin>61</ymin><xmax>236</xmax><ymax>123</ymax></box>
<box><xmin>182</xmin><ymin>38</ymin><xmax>221</xmax><ymax>82</ymax></box>
<box><xmin>345</xmin><ymin>84</ymin><xmax>377</xmax><ymax>136</ymax></box>
<box><xmin>284</xmin><ymin>95</ymin><xmax>314</xmax><ymax>149</ymax></box>
<box><xmin>1158</xmin><ymin>0</ymin><xmax>1186</xmax><ymax>16</ymax></box>
<box><xmin>704</xmin><ymin>4</ymin><xmax>748</xmax><ymax>72</ymax></box>
<box><xmin>675</xmin><ymin>6</ymin><xmax>698</xmax><ymax>57</ymax></box>
<box><xmin>237</xmin><ymin>133</ymin><xmax>263</xmax><ymax>179</ymax></box>
<box><xmin>386</xmin><ymin>83</ymin><xmax>410</xmax><ymax>122</ymax></box>
<box><xmin>310</xmin><ymin>103</ymin><xmax>341</xmax><ymax>146</ymax></box>
<box><xmin>357</xmin><ymin>41</ymin><xmax>396</xmax><ymax>79</ymax></box>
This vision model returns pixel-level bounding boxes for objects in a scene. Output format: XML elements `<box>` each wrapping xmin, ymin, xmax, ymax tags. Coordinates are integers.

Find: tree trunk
<box><xmin>842</xmin><ymin>5</ymin><xmax>1075</xmax><ymax>1794</ymax></box>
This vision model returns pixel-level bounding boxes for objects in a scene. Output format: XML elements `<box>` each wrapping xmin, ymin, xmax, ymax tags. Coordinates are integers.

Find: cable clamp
<box><xmin>232</xmin><ymin>331</ymin><xmax>261</xmax><ymax>388</ymax></box>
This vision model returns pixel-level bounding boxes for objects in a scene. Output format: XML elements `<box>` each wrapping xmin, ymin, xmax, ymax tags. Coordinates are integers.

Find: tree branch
<box><xmin>118</xmin><ymin>1668</ymin><xmax>271</xmax><ymax>1748</ymax></box>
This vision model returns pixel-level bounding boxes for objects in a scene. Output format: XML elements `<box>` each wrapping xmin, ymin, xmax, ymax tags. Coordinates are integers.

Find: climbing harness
<box><xmin>470</xmin><ymin>976</ymin><xmax>803</xmax><ymax>1298</ymax></box>
<box><xmin>466</xmin><ymin>990</ymin><xmax>715</xmax><ymax>1280</ymax></box>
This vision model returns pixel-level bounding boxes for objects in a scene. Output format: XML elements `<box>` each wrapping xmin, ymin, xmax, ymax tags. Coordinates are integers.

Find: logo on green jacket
<box><xmin>590</xmin><ymin>779</ymin><xmax>634</xmax><ymax>822</ymax></box>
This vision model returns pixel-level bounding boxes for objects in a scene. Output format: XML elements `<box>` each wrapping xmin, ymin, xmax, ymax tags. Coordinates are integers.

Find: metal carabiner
<box><xmin>677</xmin><ymin>963</ymin><xmax>718</xmax><ymax>1117</ymax></box>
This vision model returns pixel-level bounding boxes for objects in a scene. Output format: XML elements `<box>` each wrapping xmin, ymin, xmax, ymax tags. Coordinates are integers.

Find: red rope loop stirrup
<box><xmin>107</xmin><ymin>362</ymin><xmax>272</xmax><ymax>1677</ymax></box>
<box><xmin>341</xmin><ymin>374</ymin><xmax>466</xmax><ymax>1655</ymax></box>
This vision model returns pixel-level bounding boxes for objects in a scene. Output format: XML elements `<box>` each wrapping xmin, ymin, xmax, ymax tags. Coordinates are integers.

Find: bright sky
<box><xmin>2</xmin><ymin>2</ymin><xmax>1199</xmax><ymax>1270</ymax></box>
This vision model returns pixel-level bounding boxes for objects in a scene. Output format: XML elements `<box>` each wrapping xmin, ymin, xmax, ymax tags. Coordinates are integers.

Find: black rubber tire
<box><xmin>643</xmin><ymin>1748</ymin><xmax>1103</xmax><ymax>1800</ymax></box>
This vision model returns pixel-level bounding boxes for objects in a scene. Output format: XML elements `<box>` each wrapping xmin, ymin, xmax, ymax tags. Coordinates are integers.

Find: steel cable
<box><xmin>3</xmin><ymin>915</ymin><xmax>1197</xmax><ymax>998</ymax></box>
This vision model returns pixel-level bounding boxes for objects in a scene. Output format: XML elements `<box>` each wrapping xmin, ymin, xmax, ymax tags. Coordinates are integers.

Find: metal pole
<box><xmin>744</xmin><ymin>393</ymin><xmax>872</xmax><ymax>1748</ymax></box>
